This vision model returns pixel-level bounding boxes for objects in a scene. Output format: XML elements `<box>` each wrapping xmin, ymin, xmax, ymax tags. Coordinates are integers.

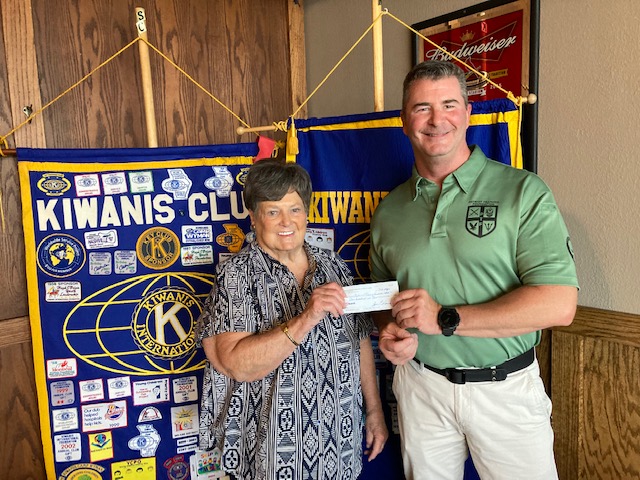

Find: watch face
<box><xmin>439</xmin><ymin>308</ymin><xmax>459</xmax><ymax>328</ymax></box>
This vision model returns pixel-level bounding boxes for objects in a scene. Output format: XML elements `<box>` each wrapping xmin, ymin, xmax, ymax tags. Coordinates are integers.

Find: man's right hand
<box><xmin>377</xmin><ymin>321</ymin><xmax>419</xmax><ymax>365</ymax></box>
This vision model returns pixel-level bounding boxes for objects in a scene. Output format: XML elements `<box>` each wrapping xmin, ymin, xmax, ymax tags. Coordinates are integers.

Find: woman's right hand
<box><xmin>299</xmin><ymin>282</ymin><xmax>347</xmax><ymax>327</ymax></box>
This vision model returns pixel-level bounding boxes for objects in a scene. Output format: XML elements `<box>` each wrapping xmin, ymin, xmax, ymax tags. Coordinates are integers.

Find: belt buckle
<box><xmin>445</xmin><ymin>369</ymin><xmax>466</xmax><ymax>384</ymax></box>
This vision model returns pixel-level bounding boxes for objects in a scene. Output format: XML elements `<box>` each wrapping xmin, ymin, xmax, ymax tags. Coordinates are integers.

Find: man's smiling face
<box><xmin>401</xmin><ymin>76</ymin><xmax>472</xmax><ymax>164</ymax></box>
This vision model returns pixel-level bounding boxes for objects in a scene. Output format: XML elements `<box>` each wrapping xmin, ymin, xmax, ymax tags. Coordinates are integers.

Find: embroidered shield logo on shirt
<box><xmin>466</xmin><ymin>204</ymin><xmax>498</xmax><ymax>238</ymax></box>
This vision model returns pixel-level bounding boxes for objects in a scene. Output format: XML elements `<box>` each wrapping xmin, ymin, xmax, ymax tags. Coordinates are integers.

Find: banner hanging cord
<box><xmin>241</xmin><ymin>9</ymin><xmax>536</xmax><ymax>138</ymax></box>
<box><xmin>236</xmin><ymin>10</ymin><xmax>386</xmax><ymax>138</ymax></box>
<box><xmin>139</xmin><ymin>38</ymin><xmax>250</xmax><ymax>130</ymax></box>
<box><xmin>291</xmin><ymin>9</ymin><xmax>385</xmax><ymax>119</ymax></box>
<box><xmin>0</xmin><ymin>36</ymin><xmax>252</xmax><ymax>156</ymax></box>
<box><xmin>1</xmin><ymin>37</ymin><xmax>139</xmax><ymax>150</ymax></box>
<box><xmin>0</xmin><ymin>8</ymin><xmax>535</xmax><ymax>154</ymax></box>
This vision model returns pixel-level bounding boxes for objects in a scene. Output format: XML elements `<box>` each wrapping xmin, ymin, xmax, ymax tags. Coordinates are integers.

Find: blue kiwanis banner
<box><xmin>18</xmin><ymin>143</ymin><xmax>257</xmax><ymax>480</ymax></box>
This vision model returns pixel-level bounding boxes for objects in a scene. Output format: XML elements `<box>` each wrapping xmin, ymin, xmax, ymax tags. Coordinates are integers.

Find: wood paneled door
<box><xmin>553</xmin><ymin>306</ymin><xmax>640</xmax><ymax>479</ymax></box>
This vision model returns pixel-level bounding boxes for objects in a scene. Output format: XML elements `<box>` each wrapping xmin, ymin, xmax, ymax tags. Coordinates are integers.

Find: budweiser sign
<box><xmin>420</xmin><ymin>10</ymin><xmax>524</xmax><ymax>101</ymax></box>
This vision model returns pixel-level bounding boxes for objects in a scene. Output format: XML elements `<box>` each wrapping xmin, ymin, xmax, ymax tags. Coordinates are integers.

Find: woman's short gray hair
<box><xmin>243</xmin><ymin>159</ymin><xmax>313</xmax><ymax>213</ymax></box>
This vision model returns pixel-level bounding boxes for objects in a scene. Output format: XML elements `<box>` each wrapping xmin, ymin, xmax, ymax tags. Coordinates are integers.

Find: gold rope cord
<box><xmin>283</xmin><ymin>9</ymin><xmax>527</xmax><ymax>159</ymax></box>
<box><xmin>0</xmin><ymin>9</ymin><xmax>531</xmax><ymax>148</ymax></box>
<box><xmin>0</xmin><ymin>9</ymin><xmax>530</xmax><ymax>158</ymax></box>
<box><xmin>0</xmin><ymin>37</ymin><xmax>255</xmax><ymax>231</ymax></box>
<box><xmin>291</xmin><ymin>10</ymin><xmax>527</xmax><ymax>119</ymax></box>
<box><xmin>0</xmin><ymin>36</ymin><xmax>252</xmax><ymax>151</ymax></box>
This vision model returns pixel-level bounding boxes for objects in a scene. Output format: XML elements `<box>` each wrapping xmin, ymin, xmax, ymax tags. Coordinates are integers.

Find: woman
<box><xmin>197</xmin><ymin>159</ymin><xmax>387</xmax><ymax>479</ymax></box>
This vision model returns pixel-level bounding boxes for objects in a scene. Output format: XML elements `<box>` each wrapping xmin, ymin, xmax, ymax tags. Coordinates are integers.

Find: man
<box><xmin>369</xmin><ymin>60</ymin><xmax>578</xmax><ymax>479</ymax></box>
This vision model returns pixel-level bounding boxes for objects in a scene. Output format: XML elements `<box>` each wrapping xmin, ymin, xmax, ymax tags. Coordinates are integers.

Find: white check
<box><xmin>343</xmin><ymin>280</ymin><xmax>399</xmax><ymax>314</ymax></box>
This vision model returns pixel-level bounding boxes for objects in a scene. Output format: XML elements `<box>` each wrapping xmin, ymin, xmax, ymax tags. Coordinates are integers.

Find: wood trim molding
<box><xmin>3</xmin><ymin>307</ymin><xmax>636</xmax><ymax>353</ymax></box>
<box><xmin>0</xmin><ymin>316</ymin><xmax>31</xmax><ymax>348</ymax></box>
<box><xmin>553</xmin><ymin>305</ymin><xmax>640</xmax><ymax>347</ymax></box>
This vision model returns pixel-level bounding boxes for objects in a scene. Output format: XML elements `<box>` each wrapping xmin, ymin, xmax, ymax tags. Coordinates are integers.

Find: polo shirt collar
<box><xmin>410</xmin><ymin>145</ymin><xmax>487</xmax><ymax>200</ymax></box>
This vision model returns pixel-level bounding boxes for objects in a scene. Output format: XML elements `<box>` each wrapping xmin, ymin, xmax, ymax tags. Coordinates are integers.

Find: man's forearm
<box><xmin>455</xmin><ymin>285</ymin><xmax>578</xmax><ymax>338</ymax></box>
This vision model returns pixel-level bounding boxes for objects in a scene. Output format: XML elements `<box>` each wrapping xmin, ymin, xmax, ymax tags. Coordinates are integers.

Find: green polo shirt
<box><xmin>370</xmin><ymin>146</ymin><xmax>578</xmax><ymax>369</ymax></box>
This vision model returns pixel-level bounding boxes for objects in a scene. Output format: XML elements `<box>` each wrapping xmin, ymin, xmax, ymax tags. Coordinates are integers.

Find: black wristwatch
<box><xmin>437</xmin><ymin>307</ymin><xmax>460</xmax><ymax>337</ymax></box>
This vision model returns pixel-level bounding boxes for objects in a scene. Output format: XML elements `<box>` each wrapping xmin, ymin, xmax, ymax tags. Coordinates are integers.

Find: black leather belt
<box><xmin>413</xmin><ymin>348</ymin><xmax>535</xmax><ymax>384</ymax></box>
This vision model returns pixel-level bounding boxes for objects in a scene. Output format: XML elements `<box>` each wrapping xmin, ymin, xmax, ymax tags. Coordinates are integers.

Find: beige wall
<box><xmin>304</xmin><ymin>0</ymin><xmax>640</xmax><ymax>315</ymax></box>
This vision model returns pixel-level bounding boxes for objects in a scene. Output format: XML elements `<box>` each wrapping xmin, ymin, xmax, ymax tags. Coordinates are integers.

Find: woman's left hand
<box><xmin>364</xmin><ymin>407</ymin><xmax>388</xmax><ymax>461</ymax></box>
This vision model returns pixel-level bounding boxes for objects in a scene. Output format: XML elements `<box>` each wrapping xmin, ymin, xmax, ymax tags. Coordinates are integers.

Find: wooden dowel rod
<box><xmin>135</xmin><ymin>7</ymin><xmax>158</xmax><ymax>148</ymax></box>
<box><xmin>0</xmin><ymin>149</ymin><xmax>17</xmax><ymax>156</ymax></box>
<box><xmin>372</xmin><ymin>0</ymin><xmax>384</xmax><ymax>111</ymax></box>
<box><xmin>236</xmin><ymin>125</ymin><xmax>278</xmax><ymax>135</ymax></box>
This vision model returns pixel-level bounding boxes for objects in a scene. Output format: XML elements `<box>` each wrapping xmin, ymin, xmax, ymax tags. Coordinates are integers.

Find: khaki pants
<box><xmin>393</xmin><ymin>358</ymin><xmax>558</xmax><ymax>480</ymax></box>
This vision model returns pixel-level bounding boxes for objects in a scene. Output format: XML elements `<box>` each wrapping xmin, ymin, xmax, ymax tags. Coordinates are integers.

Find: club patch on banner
<box><xmin>171</xmin><ymin>404</ymin><xmax>199</xmax><ymax>439</ymax></box>
<box><xmin>45</xmin><ymin>281</ymin><xmax>82</xmax><ymax>302</ymax></box>
<box><xmin>81</xmin><ymin>400</ymin><xmax>127</xmax><ymax>433</ymax></box>
<box><xmin>136</xmin><ymin>227</ymin><xmax>181</xmax><ymax>270</ymax></box>
<box><xmin>89</xmin><ymin>431</ymin><xmax>113</xmax><ymax>462</ymax></box>
<box><xmin>50</xmin><ymin>380</ymin><xmax>75</xmax><ymax>407</ymax></box>
<box><xmin>58</xmin><ymin>463</ymin><xmax>105</xmax><ymax>480</ymax></box>
<box><xmin>37</xmin><ymin>172</ymin><xmax>72</xmax><ymax>196</ymax></box>
<box><xmin>128</xmin><ymin>424</ymin><xmax>161</xmax><ymax>457</ymax></box>
<box><xmin>107</xmin><ymin>376</ymin><xmax>132</xmax><ymax>400</ymax></box>
<box><xmin>47</xmin><ymin>358</ymin><xmax>78</xmax><ymax>379</ymax></box>
<box><xmin>52</xmin><ymin>407</ymin><xmax>79</xmax><ymax>432</ymax></box>
<box><xmin>164</xmin><ymin>454</ymin><xmax>190</xmax><ymax>480</ymax></box>
<box><xmin>37</xmin><ymin>234</ymin><xmax>86</xmax><ymax>278</ymax></box>
<box><xmin>111</xmin><ymin>457</ymin><xmax>156</xmax><ymax>480</ymax></box>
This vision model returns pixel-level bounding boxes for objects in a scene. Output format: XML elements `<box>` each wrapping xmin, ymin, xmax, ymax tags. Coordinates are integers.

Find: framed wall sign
<box><xmin>411</xmin><ymin>0</ymin><xmax>540</xmax><ymax>172</ymax></box>
<box><xmin>412</xmin><ymin>0</ymin><xmax>530</xmax><ymax>102</ymax></box>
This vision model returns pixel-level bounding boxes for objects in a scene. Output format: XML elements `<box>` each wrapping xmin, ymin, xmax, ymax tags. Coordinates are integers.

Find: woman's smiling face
<box><xmin>250</xmin><ymin>190</ymin><xmax>308</xmax><ymax>261</ymax></box>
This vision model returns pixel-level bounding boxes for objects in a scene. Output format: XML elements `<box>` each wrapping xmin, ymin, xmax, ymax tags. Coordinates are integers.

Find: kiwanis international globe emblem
<box><xmin>131</xmin><ymin>286</ymin><xmax>199</xmax><ymax>360</ymax></box>
<box><xmin>63</xmin><ymin>272</ymin><xmax>214</xmax><ymax>375</ymax></box>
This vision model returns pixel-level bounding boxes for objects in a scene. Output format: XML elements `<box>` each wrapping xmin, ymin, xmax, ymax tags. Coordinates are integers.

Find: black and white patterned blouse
<box><xmin>196</xmin><ymin>240</ymin><xmax>373</xmax><ymax>480</ymax></box>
